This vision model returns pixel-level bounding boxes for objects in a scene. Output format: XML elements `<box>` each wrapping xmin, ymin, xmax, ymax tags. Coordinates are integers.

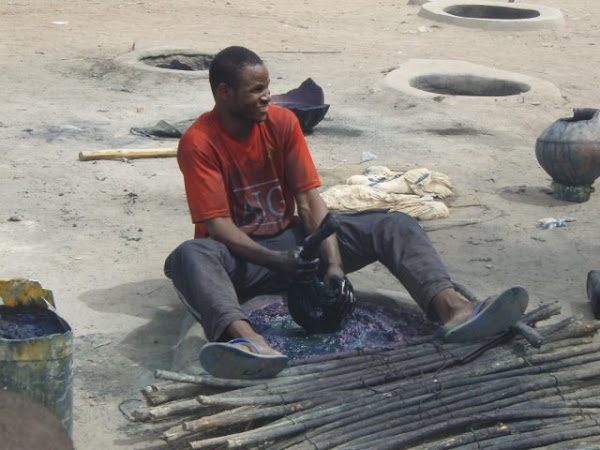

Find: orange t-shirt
<box><xmin>178</xmin><ymin>105</ymin><xmax>322</xmax><ymax>238</ymax></box>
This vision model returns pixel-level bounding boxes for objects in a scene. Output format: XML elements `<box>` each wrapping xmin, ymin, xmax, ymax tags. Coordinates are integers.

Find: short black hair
<box><xmin>209</xmin><ymin>46</ymin><xmax>264</xmax><ymax>93</ymax></box>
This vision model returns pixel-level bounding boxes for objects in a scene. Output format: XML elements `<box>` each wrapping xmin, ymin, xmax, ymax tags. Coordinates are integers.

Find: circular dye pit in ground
<box><xmin>382</xmin><ymin>59</ymin><xmax>562</xmax><ymax>102</ymax></box>
<box><xmin>444</xmin><ymin>4</ymin><xmax>540</xmax><ymax>20</ymax></box>
<box><xmin>410</xmin><ymin>74</ymin><xmax>530</xmax><ymax>97</ymax></box>
<box><xmin>419</xmin><ymin>1</ymin><xmax>564</xmax><ymax>31</ymax></box>
<box><xmin>113</xmin><ymin>47</ymin><xmax>216</xmax><ymax>79</ymax></box>
<box><xmin>245</xmin><ymin>296</ymin><xmax>439</xmax><ymax>360</ymax></box>
<box><xmin>139</xmin><ymin>52</ymin><xmax>214</xmax><ymax>71</ymax></box>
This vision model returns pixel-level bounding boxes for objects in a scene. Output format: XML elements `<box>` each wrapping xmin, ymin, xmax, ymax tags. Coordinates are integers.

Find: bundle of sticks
<box><xmin>131</xmin><ymin>302</ymin><xmax>600</xmax><ymax>449</ymax></box>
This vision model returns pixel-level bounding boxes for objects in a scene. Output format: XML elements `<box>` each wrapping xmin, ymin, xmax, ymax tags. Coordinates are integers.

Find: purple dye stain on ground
<box><xmin>247</xmin><ymin>298</ymin><xmax>439</xmax><ymax>360</ymax></box>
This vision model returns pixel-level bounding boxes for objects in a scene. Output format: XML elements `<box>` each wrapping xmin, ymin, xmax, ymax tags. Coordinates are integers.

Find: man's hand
<box><xmin>328</xmin><ymin>274</ymin><xmax>357</xmax><ymax>320</ymax></box>
<box><xmin>274</xmin><ymin>247</ymin><xmax>319</xmax><ymax>280</ymax></box>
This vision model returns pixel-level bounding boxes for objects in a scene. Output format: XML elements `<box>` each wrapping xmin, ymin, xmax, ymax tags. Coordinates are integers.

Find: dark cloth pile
<box><xmin>130</xmin><ymin>118</ymin><xmax>196</xmax><ymax>139</ymax></box>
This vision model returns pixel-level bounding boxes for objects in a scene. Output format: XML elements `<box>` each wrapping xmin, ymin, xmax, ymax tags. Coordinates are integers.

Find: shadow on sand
<box><xmin>79</xmin><ymin>279</ymin><xmax>187</xmax><ymax>371</ymax></box>
<box><xmin>497</xmin><ymin>184</ymin><xmax>570</xmax><ymax>207</ymax></box>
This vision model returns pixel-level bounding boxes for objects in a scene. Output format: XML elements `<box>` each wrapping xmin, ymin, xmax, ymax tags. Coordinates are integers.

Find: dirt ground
<box><xmin>1</xmin><ymin>0</ymin><xmax>599</xmax><ymax>448</ymax></box>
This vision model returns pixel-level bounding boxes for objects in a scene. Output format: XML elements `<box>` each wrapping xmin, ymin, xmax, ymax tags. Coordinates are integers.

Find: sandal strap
<box><xmin>228</xmin><ymin>338</ymin><xmax>262</xmax><ymax>355</ymax></box>
<box><xmin>469</xmin><ymin>298</ymin><xmax>489</xmax><ymax>318</ymax></box>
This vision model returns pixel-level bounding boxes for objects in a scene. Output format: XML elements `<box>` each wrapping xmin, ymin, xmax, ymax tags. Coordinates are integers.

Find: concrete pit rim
<box><xmin>382</xmin><ymin>59</ymin><xmax>562</xmax><ymax>102</ymax></box>
<box><xmin>419</xmin><ymin>0</ymin><xmax>564</xmax><ymax>31</ymax></box>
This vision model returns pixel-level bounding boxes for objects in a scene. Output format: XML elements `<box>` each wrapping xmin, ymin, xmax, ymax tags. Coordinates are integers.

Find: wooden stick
<box><xmin>535</xmin><ymin>336</ymin><xmax>593</xmax><ymax>353</ymax></box>
<box><xmin>183</xmin><ymin>400</ymin><xmax>313</xmax><ymax>433</ymax></box>
<box><xmin>133</xmin><ymin>398</ymin><xmax>209</xmax><ymax>422</ymax></box>
<box><xmin>187</xmin><ymin>342</ymin><xmax>472</xmax><ymax>405</ymax></box>
<box><xmin>160</xmin><ymin>423</ymin><xmax>198</xmax><ymax>444</ymax></box>
<box><xmin>417</xmin><ymin>413</ymin><xmax>600</xmax><ymax>450</ymax></box>
<box><xmin>154</xmin><ymin>369</ymin><xmax>261</xmax><ymax>389</ymax></box>
<box><xmin>422</xmin><ymin>220</ymin><xmax>481</xmax><ymax>232</ymax></box>
<box><xmin>541</xmin><ymin>434</ymin><xmax>600</xmax><ymax>450</ymax></box>
<box><xmin>134</xmin><ymin>311</ymin><xmax>600</xmax><ymax>449</ymax></box>
<box><xmin>521</xmin><ymin>301</ymin><xmax>562</xmax><ymax>323</ymax></box>
<box><xmin>278</xmin><ymin>370</ymin><xmax>590</xmax><ymax>450</ymax></box>
<box><xmin>283</xmin><ymin>340</ymin><xmax>470</xmax><ymax>379</ymax></box>
<box><xmin>411</xmin><ymin>416</ymin><xmax>584</xmax><ymax>450</ymax></box>
<box><xmin>337</xmin><ymin>386</ymin><xmax>600</xmax><ymax>450</ymax></box>
<box><xmin>185</xmin><ymin>363</ymin><xmax>599</xmax><ymax>448</ymax></box>
<box><xmin>146</xmin><ymin>325</ymin><xmax>599</xmax><ymax>420</ymax></box>
<box><xmin>329</xmin><ymin>364</ymin><xmax>600</xmax><ymax>449</ymax></box>
<box><xmin>485</xmin><ymin>422</ymin><xmax>600</xmax><ymax>450</ymax></box>
<box><xmin>312</xmin><ymin>382</ymin><xmax>589</xmax><ymax>449</ymax></box>
<box><xmin>209</xmin><ymin>378</ymin><xmax>530</xmax><ymax>449</ymax></box>
<box><xmin>197</xmin><ymin>325</ymin><xmax>600</xmax><ymax>408</ymax></box>
<box><xmin>358</xmin><ymin>407</ymin><xmax>600</xmax><ymax>450</ymax></box>
<box><xmin>264</xmin><ymin>358</ymin><xmax>600</xmax><ymax>449</ymax></box>
<box><xmin>78</xmin><ymin>147</ymin><xmax>177</xmax><ymax>161</ymax></box>
<box><xmin>141</xmin><ymin>382</ymin><xmax>207</xmax><ymax>406</ymax></box>
<box><xmin>543</xmin><ymin>319</ymin><xmax>600</xmax><ymax>342</ymax></box>
<box><xmin>162</xmin><ymin>406</ymin><xmax>252</xmax><ymax>443</ymax></box>
<box><xmin>192</xmin><ymin>303</ymin><xmax>561</xmax><ymax>401</ymax></box>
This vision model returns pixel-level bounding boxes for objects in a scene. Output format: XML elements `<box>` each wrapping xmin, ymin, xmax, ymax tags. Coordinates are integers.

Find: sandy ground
<box><xmin>1</xmin><ymin>0</ymin><xmax>599</xmax><ymax>448</ymax></box>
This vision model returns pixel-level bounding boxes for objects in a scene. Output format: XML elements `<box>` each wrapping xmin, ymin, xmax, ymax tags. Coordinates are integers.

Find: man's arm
<box><xmin>206</xmin><ymin>217</ymin><xmax>281</xmax><ymax>266</ymax></box>
<box><xmin>205</xmin><ymin>217</ymin><xmax>318</xmax><ymax>278</ymax></box>
<box><xmin>295</xmin><ymin>188</ymin><xmax>356</xmax><ymax>319</ymax></box>
<box><xmin>295</xmin><ymin>188</ymin><xmax>344</xmax><ymax>281</ymax></box>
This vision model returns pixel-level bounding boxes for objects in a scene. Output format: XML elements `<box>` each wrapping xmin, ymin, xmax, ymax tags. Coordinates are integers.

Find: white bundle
<box><xmin>321</xmin><ymin>185</ymin><xmax>450</xmax><ymax>220</ymax></box>
<box><xmin>370</xmin><ymin>168</ymin><xmax>453</xmax><ymax>198</ymax></box>
<box><xmin>322</xmin><ymin>165</ymin><xmax>454</xmax><ymax>221</ymax></box>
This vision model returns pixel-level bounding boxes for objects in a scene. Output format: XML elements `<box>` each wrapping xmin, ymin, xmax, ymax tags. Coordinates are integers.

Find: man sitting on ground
<box><xmin>164</xmin><ymin>46</ymin><xmax>528</xmax><ymax>379</ymax></box>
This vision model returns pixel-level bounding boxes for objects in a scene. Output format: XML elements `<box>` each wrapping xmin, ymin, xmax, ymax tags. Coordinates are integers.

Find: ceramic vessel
<box><xmin>588</xmin><ymin>270</ymin><xmax>600</xmax><ymax>319</ymax></box>
<box><xmin>535</xmin><ymin>108</ymin><xmax>600</xmax><ymax>202</ymax></box>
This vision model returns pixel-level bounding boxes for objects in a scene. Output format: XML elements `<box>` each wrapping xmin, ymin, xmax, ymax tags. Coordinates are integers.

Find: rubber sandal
<box><xmin>444</xmin><ymin>286</ymin><xmax>529</xmax><ymax>343</ymax></box>
<box><xmin>199</xmin><ymin>338</ymin><xmax>288</xmax><ymax>379</ymax></box>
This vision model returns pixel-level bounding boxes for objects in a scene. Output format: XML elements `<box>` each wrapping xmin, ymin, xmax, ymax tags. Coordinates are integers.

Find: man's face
<box><xmin>228</xmin><ymin>64</ymin><xmax>271</xmax><ymax>123</ymax></box>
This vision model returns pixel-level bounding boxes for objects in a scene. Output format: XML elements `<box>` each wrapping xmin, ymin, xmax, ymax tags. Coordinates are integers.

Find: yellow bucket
<box><xmin>0</xmin><ymin>278</ymin><xmax>73</xmax><ymax>435</ymax></box>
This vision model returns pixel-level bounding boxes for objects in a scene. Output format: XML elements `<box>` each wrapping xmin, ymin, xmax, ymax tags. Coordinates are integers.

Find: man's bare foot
<box><xmin>442</xmin><ymin>286</ymin><xmax>529</xmax><ymax>342</ymax></box>
<box><xmin>431</xmin><ymin>287</ymin><xmax>478</xmax><ymax>327</ymax></box>
<box><xmin>225</xmin><ymin>319</ymin><xmax>283</xmax><ymax>356</ymax></box>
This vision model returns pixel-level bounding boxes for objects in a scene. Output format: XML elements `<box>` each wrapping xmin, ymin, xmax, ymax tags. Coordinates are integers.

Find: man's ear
<box><xmin>215</xmin><ymin>82</ymin><xmax>232</xmax><ymax>103</ymax></box>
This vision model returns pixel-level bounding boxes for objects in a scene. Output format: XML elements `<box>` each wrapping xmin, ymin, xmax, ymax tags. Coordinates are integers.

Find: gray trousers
<box><xmin>164</xmin><ymin>211</ymin><xmax>453</xmax><ymax>341</ymax></box>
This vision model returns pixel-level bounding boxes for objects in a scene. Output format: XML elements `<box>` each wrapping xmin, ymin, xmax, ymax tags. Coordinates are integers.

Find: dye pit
<box><xmin>444</xmin><ymin>5</ymin><xmax>540</xmax><ymax>20</ymax></box>
<box><xmin>140</xmin><ymin>53</ymin><xmax>214</xmax><ymax>71</ymax></box>
<box><xmin>418</xmin><ymin>1</ymin><xmax>564</xmax><ymax>31</ymax></box>
<box><xmin>0</xmin><ymin>306</ymin><xmax>66</xmax><ymax>339</ymax></box>
<box><xmin>410</xmin><ymin>74</ymin><xmax>530</xmax><ymax>96</ymax></box>
<box><xmin>247</xmin><ymin>297</ymin><xmax>439</xmax><ymax>360</ymax></box>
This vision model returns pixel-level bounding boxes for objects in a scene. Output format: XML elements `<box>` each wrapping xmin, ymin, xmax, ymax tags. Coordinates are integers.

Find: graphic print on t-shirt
<box><xmin>231</xmin><ymin>178</ymin><xmax>285</xmax><ymax>231</ymax></box>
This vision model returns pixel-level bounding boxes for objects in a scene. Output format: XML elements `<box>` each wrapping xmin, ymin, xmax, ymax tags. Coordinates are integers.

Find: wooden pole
<box><xmin>78</xmin><ymin>147</ymin><xmax>177</xmax><ymax>161</ymax></box>
<box><xmin>141</xmin><ymin>382</ymin><xmax>207</xmax><ymax>406</ymax></box>
<box><xmin>204</xmin><ymin>348</ymin><xmax>600</xmax><ymax>448</ymax></box>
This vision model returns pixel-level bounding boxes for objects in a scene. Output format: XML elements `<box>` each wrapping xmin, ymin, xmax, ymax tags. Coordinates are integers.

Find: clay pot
<box><xmin>535</xmin><ymin>108</ymin><xmax>600</xmax><ymax>202</ymax></box>
<box><xmin>588</xmin><ymin>270</ymin><xmax>600</xmax><ymax>319</ymax></box>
